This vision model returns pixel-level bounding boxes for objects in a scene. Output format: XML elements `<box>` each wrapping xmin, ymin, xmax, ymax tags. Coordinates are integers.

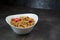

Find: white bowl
<box><xmin>5</xmin><ymin>13</ymin><xmax>38</xmax><ymax>34</ymax></box>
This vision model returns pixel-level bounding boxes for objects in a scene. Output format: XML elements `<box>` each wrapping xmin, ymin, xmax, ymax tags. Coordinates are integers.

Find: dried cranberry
<box><xmin>29</xmin><ymin>20</ymin><xmax>32</xmax><ymax>23</ymax></box>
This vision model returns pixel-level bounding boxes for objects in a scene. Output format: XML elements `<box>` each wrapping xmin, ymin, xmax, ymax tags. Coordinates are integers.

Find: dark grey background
<box><xmin>0</xmin><ymin>0</ymin><xmax>60</xmax><ymax>10</ymax></box>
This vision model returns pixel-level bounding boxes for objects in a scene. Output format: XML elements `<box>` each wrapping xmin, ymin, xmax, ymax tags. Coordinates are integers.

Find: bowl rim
<box><xmin>5</xmin><ymin>13</ymin><xmax>38</xmax><ymax>29</ymax></box>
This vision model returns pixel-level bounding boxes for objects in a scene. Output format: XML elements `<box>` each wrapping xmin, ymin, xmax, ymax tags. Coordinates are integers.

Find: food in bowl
<box><xmin>10</xmin><ymin>16</ymin><xmax>35</xmax><ymax>28</ymax></box>
<box><xmin>6</xmin><ymin>13</ymin><xmax>38</xmax><ymax>34</ymax></box>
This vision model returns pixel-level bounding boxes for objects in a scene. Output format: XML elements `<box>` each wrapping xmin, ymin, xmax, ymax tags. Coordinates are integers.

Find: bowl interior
<box><xmin>6</xmin><ymin>13</ymin><xmax>38</xmax><ymax>28</ymax></box>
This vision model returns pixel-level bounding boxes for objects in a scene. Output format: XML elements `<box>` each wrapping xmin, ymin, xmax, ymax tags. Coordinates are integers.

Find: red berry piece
<box><xmin>14</xmin><ymin>18</ymin><xmax>20</xmax><ymax>22</ymax></box>
<box><xmin>29</xmin><ymin>20</ymin><xmax>32</xmax><ymax>23</ymax></box>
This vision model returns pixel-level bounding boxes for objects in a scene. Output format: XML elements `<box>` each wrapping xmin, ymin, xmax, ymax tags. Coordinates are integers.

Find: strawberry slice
<box><xmin>13</xmin><ymin>18</ymin><xmax>20</xmax><ymax>22</ymax></box>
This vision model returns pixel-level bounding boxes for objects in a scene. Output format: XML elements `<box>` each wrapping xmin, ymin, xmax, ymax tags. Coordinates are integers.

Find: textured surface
<box><xmin>0</xmin><ymin>0</ymin><xmax>60</xmax><ymax>9</ymax></box>
<box><xmin>0</xmin><ymin>5</ymin><xmax>60</xmax><ymax>40</ymax></box>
